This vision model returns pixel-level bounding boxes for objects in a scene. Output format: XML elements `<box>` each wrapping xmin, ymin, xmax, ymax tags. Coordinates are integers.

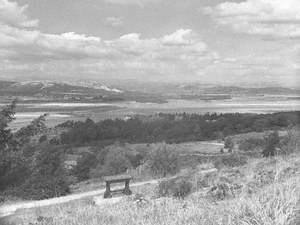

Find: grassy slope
<box><xmin>3</xmin><ymin>151</ymin><xmax>300</xmax><ymax>225</ymax></box>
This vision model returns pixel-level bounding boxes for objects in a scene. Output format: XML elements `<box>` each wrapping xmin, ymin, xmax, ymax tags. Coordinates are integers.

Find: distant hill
<box><xmin>180</xmin><ymin>84</ymin><xmax>300</xmax><ymax>96</ymax></box>
<box><xmin>204</xmin><ymin>86</ymin><xmax>300</xmax><ymax>95</ymax></box>
<box><xmin>0</xmin><ymin>81</ymin><xmax>122</xmax><ymax>96</ymax></box>
<box><xmin>0</xmin><ymin>80</ymin><xmax>166</xmax><ymax>103</ymax></box>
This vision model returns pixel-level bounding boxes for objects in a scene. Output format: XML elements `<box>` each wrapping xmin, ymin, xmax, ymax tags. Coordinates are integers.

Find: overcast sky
<box><xmin>0</xmin><ymin>0</ymin><xmax>299</xmax><ymax>86</ymax></box>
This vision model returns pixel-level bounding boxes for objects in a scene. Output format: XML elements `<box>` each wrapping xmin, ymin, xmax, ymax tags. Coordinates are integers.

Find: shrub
<box><xmin>72</xmin><ymin>152</ymin><xmax>97</xmax><ymax>181</ymax></box>
<box><xmin>238</xmin><ymin>138</ymin><xmax>265</xmax><ymax>152</ymax></box>
<box><xmin>18</xmin><ymin>174</ymin><xmax>70</xmax><ymax>200</ymax></box>
<box><xmin>281</xmin><ymin>126</ymin><xmax>300</xmax><ymax>154</ymax></box>
<box><xmin>224</xmin><ymin>137</ymin><xmax>234</xmax><ymax>152</ymax></box>
<box><xmin>196</xmin><ymin>171</ymin><xmax>218</xmax><ymax>189</ymax></box>
<box><xmin>213</xmin><ymin>154</ymin><xmax>248</xmax><ymax>169</ymax></box>
<box><xmin>158</xmin><ymin>179</ymin><xmax>174</xmax><ymax>197</ymax></box>
<box><xmin>158</xmin><ymin>178</ymin><xmax>192</xmax><ymax>199</ymax></box>
<box><xmin>262</xmin><ymin>131</ymin><xmax>280</xmax><ymax>157</ymax></box>
<box><xmin>126</xmin><ymin>152</ymin><xmax>145</xmax><ymax>168</ymax></box>
<box><xmin>49</xmin><ymin>137</ymin><xmax>60</xmax><ymax>145</ymax></box>
<box><xmin>148</xmin><ymin>143</ymin><xmax>179</xmax><ymax>177</ymax></box>
<box><xmin>172</xmin><ymin>179</ymin><xmax>192</xmax><ymax>199</ymax></box>
<box><xmin>39</xmin><ymin>135</ymin><xmax>47</xmax><ymax>143</ymax></box>
<box><xmin>101</xmin><ymin>146</ymin><xmax>132</xmax><ymax>176</ymax></box>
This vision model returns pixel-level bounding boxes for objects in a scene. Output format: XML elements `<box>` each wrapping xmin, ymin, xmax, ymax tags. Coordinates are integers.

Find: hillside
<box><xmin>2</xmin><ymin>149</ymin><xmax>300</xmax><ymax>225</ymax></box>
<box><xmin>179</xmin><ymin>84</ymin><xmax>300</xmax><ymax>96</ymax></box>
<box><xmin>0</xmin><ymin>80</ymin><xmax>166</xmax><ymax>103</ymax></box>
<box><xmin>0</xmin><ymin>81</ymin><xmax>121</xmax><ymax>96</ymax></box>
<box><xmin>0</xmin><ymin>100</ymin><xmax>299</xmax><ymax>225</ymax></box>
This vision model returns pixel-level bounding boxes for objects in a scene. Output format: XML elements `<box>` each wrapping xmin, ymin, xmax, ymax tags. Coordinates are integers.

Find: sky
<box><xmin>0</xmin><ymin>0</ymin><xmax>299</xmax><ymax>86</ymax></box>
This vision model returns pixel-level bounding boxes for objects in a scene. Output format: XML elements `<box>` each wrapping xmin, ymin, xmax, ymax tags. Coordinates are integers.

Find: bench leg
<box><xmin>123</xmin><ymin>180</ymin><xmax>132</xmax><ymax>196</ymax></box>
<box><xmin>104</xmin><ymin>182</ymin><xmax>112</xmax><ymax>198</ymax></box>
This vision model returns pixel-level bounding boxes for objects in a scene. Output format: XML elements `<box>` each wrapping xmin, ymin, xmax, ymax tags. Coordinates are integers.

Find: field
<box><xmin>127</xmin><ymin>141</ymin><xmax>224</xmax><ymax>155</ymax></box>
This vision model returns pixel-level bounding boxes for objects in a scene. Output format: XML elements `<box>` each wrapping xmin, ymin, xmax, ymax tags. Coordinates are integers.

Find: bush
<box><xmin>158</xmin><ymin>179</ymin><xmax>174</xmax><ymax>197</ymax></box>
<box><xmin>224</xmin><ymin>137</ymin><xmax>234</xmax><ymax>152</ymax></box>
<box><xmin>72</xmin><ymin>152</ymin><xmax>97</xmax><ymax>182</ymax></box>
<box><xmin>172</xmin><ymin>179</ymin><xmax>192</xmax><ymax>199</ymax></box>
<box><xmin>148</xmin><ymin>143</ymin><xmax>179</xmax><ymax>177</ymax></box>
<box><xmin>262</xmin><ymin>131</ymin><xmax>280</xmax><ymax>157</ymax></box>
<box><xmin>158</xmin><ymin>178</ymin><xmax>192</xmax><ymax>199</ymax></box>
<box><xmin>238</xmin><ymin>138</ymin><xmax>265</xmax><ymax>152</ymax></box>
<box><xmin>126</xmin><ymin>152</ymin><xmax>145</xmax><ymax>168</ymax></box>
<box><xmin>281</xmin><ymin>126</ymin><xmax>300</xmax><ymax>154</ymax></box>
<box><xmin>101</xmin><ymin>146</ymin><xmax>132</xmax><ymax>176</ymax></box>
<box><xmin>213</xmin><ymin>154</ymin><xmax>248</xmax><ymax>169</ymax></box>
<box><xmin>208</xmin><ymin>182</ymin><xmax>242</xmax><ymax>201</ymax></box>
<box><xmin>39</xmin><ymin>135</ymin><xmax>47</xmax><ymax>143</ymax></box>
<box><xmin>18</xmin><ymin>174</ymin><xmax>70</xmax><ymax>200</ymax></box>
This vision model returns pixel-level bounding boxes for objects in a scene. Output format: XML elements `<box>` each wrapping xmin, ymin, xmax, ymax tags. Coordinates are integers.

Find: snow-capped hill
<box><xmin>0</xmin><ymin>80</ymin><xmax>126</xmax><ymax>97</ymax></box>
<box><xmin>0</xmin><ymin>80</ymin><xmax>165</xmax><ymax>103</ymax></box>
<box><xmin>11</xmin><ymin>81</ymin><xmax>56</xmax><ymax>90</ymax></box>
<box><xmin>96</xmin><ymin>85</ymin><xmax>122</xmax><ymax>93</ymax></box>
<box><xmin>65</xmin><ymin>81</ymin><xmax>123</xmax><ymax>93</ymax></box>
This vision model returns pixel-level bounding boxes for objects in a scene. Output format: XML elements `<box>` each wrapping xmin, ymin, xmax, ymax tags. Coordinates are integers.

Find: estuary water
<box><xmin>6</xmin><ymin>97</ymin><xmax>300</xmax><ymax>130</ymax></box>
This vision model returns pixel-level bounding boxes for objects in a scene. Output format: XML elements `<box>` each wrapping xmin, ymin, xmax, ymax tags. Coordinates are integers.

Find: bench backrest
<box><xmin>103</xmin><ymin>174</ymin><xmax>132</xmax><ymax>183</ymax></box>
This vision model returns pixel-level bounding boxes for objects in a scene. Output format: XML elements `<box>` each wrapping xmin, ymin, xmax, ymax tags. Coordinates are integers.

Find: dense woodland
<box><xmin>60</xmin><ymin>111</ymin><xmax>300</xmax><ymax>145</ymax></box>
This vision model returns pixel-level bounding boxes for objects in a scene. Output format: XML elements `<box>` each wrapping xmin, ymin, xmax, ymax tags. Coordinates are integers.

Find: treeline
<box><xmin>60</xmin><ymin>111</ymin><xmax>300</xmax><ymax>146</ymax></box>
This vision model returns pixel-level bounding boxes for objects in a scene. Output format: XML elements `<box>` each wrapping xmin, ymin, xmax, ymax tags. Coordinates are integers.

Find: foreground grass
<box><xmin>3</xmin><ymin>154</ymin><xmax>300</xmax><ymax>225</ymax></box>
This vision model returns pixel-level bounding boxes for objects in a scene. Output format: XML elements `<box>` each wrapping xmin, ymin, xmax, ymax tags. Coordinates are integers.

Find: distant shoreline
<box><xmin>4</xmin><ymin>97</ymin><xmax>299</xmax><ymax>131</ymax></box>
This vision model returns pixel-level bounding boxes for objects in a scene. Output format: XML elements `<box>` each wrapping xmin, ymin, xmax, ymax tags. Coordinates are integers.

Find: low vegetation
<box><xmin>158</xmin><ymin>177</ymin><xmax>192</xmax><ymax>199</ymax></box>
<box><xmin>4</xmin><ymin>151</ymin><xmax>300</xmax><ymax>225</ymax></box>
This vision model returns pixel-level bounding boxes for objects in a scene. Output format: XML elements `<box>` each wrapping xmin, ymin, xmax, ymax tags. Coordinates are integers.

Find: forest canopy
<box><xmin>60</xmin><ymin>111</ymin><xmax>300</xmax><ymax>146</ymax></box>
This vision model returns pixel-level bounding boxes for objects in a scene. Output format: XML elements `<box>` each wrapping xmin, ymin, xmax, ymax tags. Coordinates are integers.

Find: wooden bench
<box><xmin>103</xmin><ymin>174</ymin><xmax>132</xmax><ymax>198</ymax></box>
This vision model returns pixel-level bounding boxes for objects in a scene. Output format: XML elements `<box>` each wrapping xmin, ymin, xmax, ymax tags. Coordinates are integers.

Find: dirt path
<box><xmin>0</xmin><ymin>168</ymin><xmax>217</xmax><ymax>218</ymax></box>
<box><xmin>0</xmin><ymin>179</ymin><xmax>158</xmax><ymax>218</ymax></box>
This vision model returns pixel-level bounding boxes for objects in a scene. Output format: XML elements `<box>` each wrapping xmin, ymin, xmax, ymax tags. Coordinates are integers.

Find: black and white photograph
<box><xmin>0</xmin><ymin>0</ymin><xmax>300</xmax><ymax>224</ymax></box>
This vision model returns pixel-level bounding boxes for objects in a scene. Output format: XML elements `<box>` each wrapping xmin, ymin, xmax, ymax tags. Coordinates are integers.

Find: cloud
<box><xmin>162</xmin><ymin>29</ymin><xmax>197</xmax><ymax>46</ymax></box>
<box><xmin>104</xmin><ymin>0</ymin><xmax>160</xmax><ymax>6</ymax></box>
<box><xmin>2</xmin><ymin>0</ymin><xmax>297</xmax><ymax>85</ymax></box>
<box><xmin>204</xmin><ymin>0</ymin><xmax>300</xmax><ymax>38</ymax></box>
<box><xmin>105</xmin><ymin>16</ymin><xmax>124</xmax><ymax>27</ymax></box>
<box><xmin>0</xmin><ymin>4</ymin><xmax>217</xmax><ymax>81</ymax></box>
<box><xmin>0</xmin><ymin>24</ymin><xmax>109</xmax><ymax>61</ymax></box>
<box><xmin>0</xmin><ymin>1</ymin><xmax>211</xmax><ymax>66</ymax></box>
<box><xmin>0</xmin><ymin>0</ymin><xmax>38</xmax><ymax>28</ymax></box>
<box><xmin>0</xmin><ymin>24</ymin><xmax>213</xmax><ymax>62</ymax></box>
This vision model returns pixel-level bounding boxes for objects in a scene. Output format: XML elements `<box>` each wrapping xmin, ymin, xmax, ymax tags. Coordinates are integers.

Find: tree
<box><xmin>148</xmin><ymin>143</ymin><xmax>179</xmax><ymax>177</ymax></box>
<box><xmin>0</xmin><ymin>101</ymin><xmax>69</xmax><ymax>199</ymax></box>
<box><xmin>101</xmin><ymin>146</ymin><xmax>132</xmax><ymax>176</ymax></box>
<box><xmin>15</xmin><ymin>114</ymin><xmax>48</xmax><ymax>146</ymax></box>
<box><xmin>262</xmin><ymin>131</ymin><xmax>280</xmax><ymax>157</ymax></box>
<box><xmin>0</xmin><ymin>101</ymin><xmax>28</xmax><ymax>191</ymax></box>
<box><xmin>0</xmin><ymin>100</ymin><xmax>16</xmax><ymax>151</ymax></box>
<box><xmin>224</xmin><ymin>137</ymin><xmax>234</xmax><ymax>153</ymax></box>
<box><xmin>72</xmin><ymin>152</ymin><xmax>97</xmax><ymax>181</ymax></box>
<box><xmin>20</xmin><ymin>144</ymin><xmax>70</xmax><ymax>199</ymax></box>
